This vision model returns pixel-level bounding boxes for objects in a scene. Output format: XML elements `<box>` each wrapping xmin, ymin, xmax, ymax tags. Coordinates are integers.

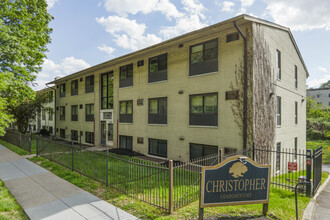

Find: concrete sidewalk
<box><xmin>0</xmin><ymin>144</ymin><xmax>139</xmax><ymax>220</ymax></box>
<box><xmin>312</xmin><ymin>165</ymin><xmax>330</xmax><ymax>220</ymax></box>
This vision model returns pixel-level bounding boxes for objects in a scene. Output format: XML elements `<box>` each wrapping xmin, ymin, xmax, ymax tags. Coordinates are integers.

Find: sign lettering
<box><xmin>200</xmin><ymin>155</ymin><xmax>270</xmax><ymax>207</ymax></box>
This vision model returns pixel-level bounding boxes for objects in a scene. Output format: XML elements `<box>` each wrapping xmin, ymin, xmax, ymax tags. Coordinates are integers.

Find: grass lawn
<box><xmin>307</xmin><ymin>140</ymin><xmax>330</xmax><ymax>164</ymax></box>
<box><xmin>0</xmin><ymin>180</ymin><xmax>28</xmax><ymax>220</ymax></box>
<box><xmin>29</xmin><ymin>156</ymin><xmax>329</xmax><ymax>220</ymax></box>
<box><xmin>0</xmin><ymin>140</ymin><xmax>29</xmax><ymax>156</ymax></box>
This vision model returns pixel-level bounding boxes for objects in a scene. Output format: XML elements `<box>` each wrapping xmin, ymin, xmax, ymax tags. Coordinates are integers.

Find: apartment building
<box><xmin>28</xmin><ymin>87</ymin><xmax>56</xmax><ymax>135</ymax></box>
<box><xmin>307</xmin><ymin>88</ymin><xmax>330</xmax><ymax>107</ymax></box>
<box><xmin>48</xmin><ymin>14</ymin><xmax>308</xmax><ymax>162</ymax></box>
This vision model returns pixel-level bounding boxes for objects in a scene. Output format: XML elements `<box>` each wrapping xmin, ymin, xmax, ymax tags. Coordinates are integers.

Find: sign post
<box><xmin>199</xmin><ymin>155</ymin><xmax>271</xmax><ymax>219</ymax></box>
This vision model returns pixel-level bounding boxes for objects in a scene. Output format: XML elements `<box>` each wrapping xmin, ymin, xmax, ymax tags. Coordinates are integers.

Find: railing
<box><xmin>37</xmin><ymin>136</ymin><xmax>107</xmax><ymax>183</ymax></box>
<box><xmin>313</xmin><ymin>146</ymin><xmax>323</xmax><ymax>194</ymax></box>
<box><xmin>253</xmin><ymin>146</ymin><xmax>323</xmax><ymax>196</ymax></box>
<box><xmin>0</xmin><ymin>130</ymin><xmax>31</xmax><ymax>153</ymax></box>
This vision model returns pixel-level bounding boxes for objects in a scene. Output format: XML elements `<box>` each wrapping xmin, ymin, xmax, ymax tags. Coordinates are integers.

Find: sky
<box><xmin>34</xmin><ymin>0</ymin><xmax>330</xmax><ymax>90</ymax></box>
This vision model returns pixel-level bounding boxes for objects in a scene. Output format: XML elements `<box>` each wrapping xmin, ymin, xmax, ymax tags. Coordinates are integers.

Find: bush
<box><xmin>40</xmin><ymin>129</ymin><xmax>50</xmax><ymax>137</ymax></box>
<box><xmin>307</xmin><ymin>127</ymin><xmax>326</xmax><ymax>140</ymax></box>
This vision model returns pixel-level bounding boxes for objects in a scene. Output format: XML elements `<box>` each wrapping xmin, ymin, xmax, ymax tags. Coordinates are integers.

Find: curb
<box><xmin>302</xmin><ymin>173</ymin><xmax>330</xmax><ymax>220</ymax></box>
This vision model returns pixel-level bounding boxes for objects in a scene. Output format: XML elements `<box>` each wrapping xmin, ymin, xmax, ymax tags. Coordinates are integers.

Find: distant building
<box><xmin>28</xmin><ymin>87</ymin><xmax>55</xmax><ymax>135</ymax></box>
<box><xmin>47</xmin><ymin>14</ymin><xmax>308</xmax><ymax>163</ymax></box>
<box><xmin>307</xmin><ymin>88</ymin><xmax>330</xmax><ymax>107</ymax></box>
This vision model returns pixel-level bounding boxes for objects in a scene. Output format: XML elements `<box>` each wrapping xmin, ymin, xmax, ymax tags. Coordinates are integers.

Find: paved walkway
<box><xmin>0</xmin><ymin>144</ymin><xmax>139</xmax><ymax>220</ymax></box>
<box><xmin>312</xmin><ymin>165</ymin><xmax>330</xmax><ymax>220</ymax></box>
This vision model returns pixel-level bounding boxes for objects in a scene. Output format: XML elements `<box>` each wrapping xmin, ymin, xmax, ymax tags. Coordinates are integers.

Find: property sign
<box><xmin>200</xmin><ymin>155</ymin><xmax>270</xmax><ymax>208</ymax></box>
<box><xmin>288</xmin><ymin>162</ymin><xmax>297</xmax><ymax>171</ymax></box>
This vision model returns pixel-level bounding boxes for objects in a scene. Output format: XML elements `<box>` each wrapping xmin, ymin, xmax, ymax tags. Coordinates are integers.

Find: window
<box><xmin>119</xmin><ymin>135</ymin><xmax>133</xmax><ymax>150</ymax></box>
<box><xmin>328</xmin><ymin>94</ymin><xmax>330</xmax><ymax>98</ymax></box>
<box><xmin>49</xmin><ymin>126</ymin><xmax>53</xmax><ymax>134</ymax></box>
<box><xmin>60</xmin><ymin>106</ymin><xmax>65</xmax><ymax>121</ymax></box>
<box><xmin>149</xmin><ymin>53</ymin><xmax>167</xmax><ymax>83</ymax></box>
<box><xmin>85</xmin><ymin>104</ymin><xmax>94</xmax><ymax>121</ymax></box>
<box><xmin>85</xmin><ymin>132</ymin><xmax>94</xmax><ymax>144</ymax></box>
<box><xmin>60</xmin><ymin>83</ymin><xmax>66</xmax><ymax>97</ymax></box>
<box><xmin>294</xmin><ymin>65</ymin><xmax>298</xmax><ymax>89</ymax></box>
<box><xmin>148</xmin><ymin>138</ymin><xmax>167</xmax><ymax>158</ymax></box>
<box><xmin>148</xmin><ymin>97</ymin><xmax>167</xmax><ymax>124</ymax></box>
<box><xmin>101</xmin><ymin>72</ymin><xmax>113</xmax><ymax>109</ymax></box>
<box><xmin>119</xmin><ymin>64</ymin><xmax>133</xmax><ymax>88</ymax></box>
<box><xmin>60</xmin><ymin>129</ymin><xmax>65</xmax><ymax>138</ymax></box>
<box><xmin>317</xmin><ymin>94</ymin><xmax>320</xmax><ymax>98</ymax></box>
<box><xmin>85</xmin><ymin>75</ymin><xmax>94</xmax><ymax>93</ymax></box>
<box><xmin>277</xmin><ymin>96</ymin><xmax>281</xmax><ymax>126</ymax></box>
<box><xmin>190</xmin><ymin>39</ymin><xmax>218</xmax><ymax>76</ymax></box>
<box><xmin>42</xmin><ymin>111</ymin><xmax>46</xmax><ymax>120</ymax></box>
<box><xmin>119</xmin><ymin>100</ymin><xmax>133</xmax><ymax>123</ymax></box>
<box><xmin>71</xmin><ymin>105</ymin><xmax>78</xmax><ymax>121</ymax></box>
<box><xmin>48</xmin><ymin>109</ymin><xmax>53</xmax><ymax>121</ymax></box>
<box><xmin>276</xmin><ymin>50</ymin><xmax>281</xmax><ymax>80</ymax></box>
<box><xmin>295</xmin><ymin>101</ymin><xmax>298</xmax><ymax>124</ymax></box>
<box><xmin>328</xmin><ymin>102</ymin><xmax>330</xmax><ymax>106</ymax></box>
<box><xmin>276</xmin><ymin>142</ymin><xmax>281</xmax><ymax>171</ymax></box>
<box><xmin>190</xmin><ymin>93</ymin><xmax>218</xmax><ymax>126</ymax></box>
<box><xmin>190</xmin><ymin>143</ymin><xmax>218</xmax><ymax>160</ymax></box>
<box><xmin>48</xmin><ymin>91</ymin><xmax>53</xmax><ymax>102</ymax></box>
<box><xmin>294</xmin><ymin>137</ymin><xmax>298</xmax><ymax>160</ymax></box>
<box><xmin>71</xmin><ymin>130</ymin><xmax>78</xmax><ymax>141</ymax></box>
<box><xmin>71</xmin><ymin>79</ymin><xmax>78</xmax><ymax>96</ymax></box>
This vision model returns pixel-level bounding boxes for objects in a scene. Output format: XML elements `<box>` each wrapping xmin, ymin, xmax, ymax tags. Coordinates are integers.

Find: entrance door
<box><xmin>101</xmin><ymin>121</ymin><xmax>106</xmax><ymax>145</ymax></box>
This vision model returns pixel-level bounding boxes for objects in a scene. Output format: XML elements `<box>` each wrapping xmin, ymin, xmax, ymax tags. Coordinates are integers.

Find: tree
<box><xmin>0</xmin><ymin>0</ymin><xmax>53</xmax><ymax>135</ymax></box>
<box><xmin>8</xmin><ymin>93</ymin><xmax>48</xmax><ymax>133</ymax></box>
<box><xmin>320</xmin><ymin>80</ymin><xmax>330</xmax><ymax>88</ymax></box>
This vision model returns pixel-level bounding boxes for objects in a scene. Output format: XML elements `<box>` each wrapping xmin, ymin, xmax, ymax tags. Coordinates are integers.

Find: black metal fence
<box><xmin>0</xmin><ymin>130</ymin><xmax>31</xmax><ymax>153</ymax></box>
<box><xmin>253</xmin><ymin>146</ymin><xmax>323</xmax><ymax>196</ymax></box>
<box><xmin>37</xmin><ymin>136</ymin><xmax>108</xmax><ymax>183</ymax></box>
<box><xmin>313</xmin><ymin>146</ymin><xmax>323</xmax><ymax>194</ymax></box>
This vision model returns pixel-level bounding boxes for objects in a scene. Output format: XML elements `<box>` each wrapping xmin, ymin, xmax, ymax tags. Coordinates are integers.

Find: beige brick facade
<box><xmin>49</xmin><ymin>15</ymin><xmax>308</xmax><ymax>162</ymax></box>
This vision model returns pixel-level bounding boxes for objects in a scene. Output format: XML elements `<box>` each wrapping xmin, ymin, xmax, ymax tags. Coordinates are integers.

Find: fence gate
<box><xmin>313</xmin><ymin>146</ymin><xmax>322</xmax><ymax>195</ymax></box>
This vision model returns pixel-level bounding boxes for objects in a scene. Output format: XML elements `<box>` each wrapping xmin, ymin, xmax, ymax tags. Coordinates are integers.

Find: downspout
<box><xmin>233</xmin><ymin>21</ymin><xmax>248</xmax><ymax>151</ymax></box>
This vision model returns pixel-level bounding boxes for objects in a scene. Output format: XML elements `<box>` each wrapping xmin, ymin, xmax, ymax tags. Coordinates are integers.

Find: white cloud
<box><xmin>306</xmin><ymin>66</ymin><xmax>330</xmax><ymax>88</ymax></box>
<box><xmin>240</xmin><ymin>0</ymin><xmax>255</xmax><ymax>8</ymax></box>
<box><xmin>318</xmin><ymin>66</ymin><xmax>328</xmax><ymax>73</ymax></box>
<box><xmin>220</xmin><ymin>1</ymin><xmax>235</xmax><ymax>13</ymax></box>
<box><xmin>46</xmin><ymin>0</ymin><xmax>58</xmax><ymax>9</ymax></box>
<box><xmin>96</xmin><ymin>16</ymin><xmax>162</xmax><ymax>51</ymax></box>
<box><xmin>98</xmin><ymin>44</ymin><xmax>116</xmax><ymax>57</ymax></box>
<box><xmin>263</xmin><ymin>0</ymin><xmax>330</xmax><ymax>31</ymax></box>
<box><xmin>32</xmin><ymin>57</ymin><xmax>90</xmax><ymax>91</ymax></box>
<box><xmin>103</xmin><ymin>0</ymin><xmax>181</xmax><ymax>20</ymax></box>
<box><xmin>307</xmin><ymin>75</ymin><xmax>330</xmax><ymax>88</ymax></box>
<box><xmin>160</xmin><ymin>0</ymin><xmax>208</xmax><ymax>39</ymax></box>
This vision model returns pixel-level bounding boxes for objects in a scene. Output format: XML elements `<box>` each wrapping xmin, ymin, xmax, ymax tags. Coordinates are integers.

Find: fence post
<box><xmin>71</xmin><ymin>143</ymin><xmax>74</xmax><ymax>171</ymax></box>
<box><xmin>252</xmin><ymin>143</ymin><xmax>255</xmax><ymax>161</ymax></box>
<box><xmin>29</xmin><ymin>132</ymin><xmax>32</xmax><ymax>153</ymax></box>
<box><xmin>169</xmin><ymin>160</ymin><xmax>174</xmax><ymax>214</ymax></box>
<box><xmin>306</xmin><ymin>149</ymin><xmax>312</xmax><ymax>197</ymax></box>
<box><xmin>106</xmin><ymin>149</ymin><xmax>109</xmax><ymax>187</ymax></box>
<box><xmin>36</xmin><ymin>136</ymin><xmax>39</xmax><ymax>156</ymax></box>
<box><xmin>220</xmin><ymin>149</ymin><xmax>223</xmax><ymax>162</ymax></box>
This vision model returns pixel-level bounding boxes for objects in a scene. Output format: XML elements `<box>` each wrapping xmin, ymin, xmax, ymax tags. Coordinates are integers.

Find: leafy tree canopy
<box><xmin>0</xmin><ymin>0</ymin><xmax>53</xmax><ymax>135</ymax></box>
<box><xmin>8</xmin><ymin>92</ymin><xmax>49</xmax><ymax>133</ymax></box>
<box><xmin>320</xmin><ymin>80</ymin><xmax>330</xmax><ymax>88</ymax></box>
<box><xmin>307</xmin><ymin>97</ymin><xmax>330</xmax><ymax>121</ymax></box>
